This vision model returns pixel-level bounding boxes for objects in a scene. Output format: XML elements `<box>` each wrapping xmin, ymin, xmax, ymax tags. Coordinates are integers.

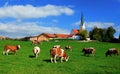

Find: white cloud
<box><xmin>0</xmin><ymin>4</ymin><xmax>74</xmax><ymax>19</ymax></box>
<box><xmin>72</xmin><ymin>21</ymin><xmax>115</xmax><ymax>29</ymax></box>
<box><xmin>0</xmin><ymin>22</ymin><xmax>69</xmax><ymax>38</ymax></box>
<box><xmin>85</xmin><ymin>22</ymin><xmax>115</xmax><ymax>28</ymax></box>
<box><xmin>115</xmin><ymin>25</ymin><xmax>120</xmax><ymax>32</ymax></box>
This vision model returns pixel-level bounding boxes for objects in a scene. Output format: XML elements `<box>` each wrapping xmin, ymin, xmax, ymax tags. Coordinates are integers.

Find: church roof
<box><xmin>71</xmin><ymin>29</ymin><xmax>79</xmax><ymax>35</ymax></box>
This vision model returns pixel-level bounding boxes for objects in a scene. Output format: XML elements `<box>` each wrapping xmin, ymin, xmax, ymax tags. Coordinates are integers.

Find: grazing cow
<box><xmin>33</xmin><ymin>46</ymin><xmax>40</xmax><ymax>58</ymax></box>
<box><xmin>31</xmin><ymin>40</ymin><xmax>42</xmax><ymax>45</ymax></box>
<box><xmin>105</xmin><ymin>48</ymin><xmax>119</xmax><ymax>57</ymax></box>
<box><xmin>64</xmin><ymin>46</ymin><xmax>72</xmax><ymax>51</ymax></box>
<box><xmin>50</xmin><ymin>46</ymin><xmax>69</xmax><ymax>63</ymax></box>
<box><xmin>53</xmin><ymin>45</ymin><xmax>61</xmax><ymax>49</ymax></box>
<box><xmin>3</xmin><ymin>45</ymin><xmax>21</xmax><ymax>55</ymax></box>
<box><xmin>82</xmin><ymin>47</ymin><xmax>95</xmax><ymax>56</ymax></box>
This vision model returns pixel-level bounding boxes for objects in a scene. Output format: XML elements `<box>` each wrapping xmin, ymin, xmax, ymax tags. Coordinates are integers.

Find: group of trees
<box><xmin>89</xmin><ymin>26</ymin><xmax>116</xmax><ymax>42</ymax></box>
<box><xmin>79</xmin><ymin>26</ymin><xmax>117</xmax><ymax>42</ymax></box>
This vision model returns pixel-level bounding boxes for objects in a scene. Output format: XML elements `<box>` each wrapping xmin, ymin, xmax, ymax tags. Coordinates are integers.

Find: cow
<box><xmin>33</xmin><ymin>46</ymin><xmax>40</xmax><ymax>58</ymax></box>
<box><xmin>105</xmin><ymin>48</ymin><xmax>119</xmax><ymax>57</ymax></box>
<box><xmin>50</xmin><ymin>46</ymin><xmax>69</xmax><ymax>63</ymax></box>
<box><xmin>82</xmin><ymin>47</ymin><xmax>95</xmax><ymax>56</ymax></box>
<box><xmin>53</xmin><ymin>45</ymin><xmax>61</xmax><ymax>49</ymax></box>
<box><xmin>64</xmin><ymin>46</ymin><xmax>72</xmax><ymax>51</ymax></box>
<box><xmin>3</xmin><ymin>45</ymin><xmax>21</xmax><ymax>55</ymax></box>
<box><xmin>31</xmin><ymin>40</ymin><xmax>42</xmax><ymax>45</ymax></box>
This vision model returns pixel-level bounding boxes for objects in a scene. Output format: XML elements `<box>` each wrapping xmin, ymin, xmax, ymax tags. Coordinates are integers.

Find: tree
<box><xmin>89</xmin><ymin>27</ymin><xmax>103</xmax><ymax>41</ymax></box>
<box><xmin>119</xmin><ymin>34</ymin><xmax>120</xmax><ymax>40</ymax></box>
<box><xmin>106</xmin><ymin>26</ymin><xmax>116</xmax><ymax>42</ymax></box>
<box><xmin>79</xmin><ymin>30</ymin><xmax>89</xmax><ymax>40</ymax></box>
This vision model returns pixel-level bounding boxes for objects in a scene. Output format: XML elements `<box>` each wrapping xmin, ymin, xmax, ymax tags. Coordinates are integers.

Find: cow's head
<box><xmin>82</xmin><ymin>48</ymin><xmax>86</xmax><ymax>52</ymax></box>
<box><xmin>17</xmin><ymin>45</ymin><xmax>21</xmax><ymax>49</ymax></box>
<box><xmin>64</xmin><ymin>56</ymin><xmax>69</xmax><ymax>62</ymax></box>
<box><xmin>65</xmin><ymin>46</ymin><xmax>72</xmax><ymax>51</ymax></box>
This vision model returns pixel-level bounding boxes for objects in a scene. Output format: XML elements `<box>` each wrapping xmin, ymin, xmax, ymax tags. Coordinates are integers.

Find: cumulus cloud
<box><xmin>0</xmin><ymin>22</ymin><xmax>69</xmax><ymax>38</ymax></box>
<box><xmin>0</xmin><ymin>4</ymin><xmax>74</xmax><ymax>18</ymax></box>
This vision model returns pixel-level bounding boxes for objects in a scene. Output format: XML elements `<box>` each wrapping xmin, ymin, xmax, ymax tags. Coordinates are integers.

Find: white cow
<box><xmin>33</xmin><ymin>46</ymin><xmax>40</xmax><ymax>58</ymax></box>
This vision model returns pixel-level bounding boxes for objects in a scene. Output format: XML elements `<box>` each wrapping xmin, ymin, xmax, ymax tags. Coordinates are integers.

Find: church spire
<box><xmin>81</xmin><ymin>12</ymin><xmax>84</xmax><ymax>26</ymax></box>
<box><xmin>80</xmin><ymin>12</ymin><xmax>85</xmax><ymax>30</ymax></box>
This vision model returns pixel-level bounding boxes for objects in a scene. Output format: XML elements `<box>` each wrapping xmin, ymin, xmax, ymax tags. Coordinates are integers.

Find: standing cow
<box><xmin>33</xmin><ymin>46</ymin><xmax>40</xmax><ymax>58</ymax></box>
<box><xmin>3</xmin><ymin>45</ymin><xmax>21</xmax><ymax>55</ymax></box>
<box><xmin>50</xmin><ymin>46</ymin><xmax>69</xmax><ymax>63</ymax></box>
<box><xmin>82</xmin><ymin>47</ymin><xmax>95</xmax><ymax>56</ymax></box>
<box><xmin>105</xmin><ymin>48</ymin><xmax>119</xmax><ymax>57</ymax></box>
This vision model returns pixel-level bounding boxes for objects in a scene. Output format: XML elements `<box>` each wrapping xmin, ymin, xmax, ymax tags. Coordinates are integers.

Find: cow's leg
<box><xmin>36</xmin><ymin>54</ymin><xmax>38</xmax><ymax>58</ymax></box>
<box><xmin>54</xmin><ymin>56</ymin><xmax>57</xmax><ymax>63</ymax></box>
<box><xmin>117</xmin><ymin>53</ymin><xmax>119</xmax><ymax>56</ymax></box>
<box><xmin>110</xmin><ymin>54</ymin><xmax>112</xmax><ymax>57</ymax></box>
<box><xmin>60</xmin><ymin>57</ymin><xmax>63</xmax><ymax>62</ymax></box>
<box><xmin>92</xmin><ymin>52</ymin><xmax>94</xmax><ymax>56</ymax></box>
<box><xmin>51</xmin><ymin>57</ymin><xmax>53</xmax><ymax>63</ymax></box>
<box><xmin>14</xmin><ymin>51</ymin><xmax>17</xmax><ymax>55</ymax></box>
<box><xmin>6</xmin><ymin>50</ymin><xmax>10</xmax><ymax>55</ymax></box>
<box><xmin>3</xmin><ymin>51</ymin><xmax>5</xmax><ymax>55</ymax></box>
<box><xmin>84</xmin><ymin>53</ymin><xmax>86</xmax><ymax>56</ymax></box>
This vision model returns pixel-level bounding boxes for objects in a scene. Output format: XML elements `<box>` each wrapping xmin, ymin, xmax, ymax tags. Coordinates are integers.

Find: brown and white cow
<box><xmin>31</xmin><ymin>40</ymin><xmax>42</xmax><ymax>45</ymax></box>
<box><xmin>33</xmin><ymin>46</ymin><xmax>40</xmax><ymax>58</ymax></box>
<box><xmin>82</xmin><ymin>47</ymin><xmax>95</xmax><ymax>56</ymax></box>
<box><xmin>50</xmin><ymin>46</ymin><xmax>69</xmax><ymax>63</ymax></box>
<box><xmin>3</xmin><ymin>45</ymin><xmax>21</xmax><ymax>55</ymax></box>
<box><xmin>64</xmin><ymin>46</ymin><xmax>72</xmax><ymax>51</ymax></box>
<box><xmin>105</xmin><ymin>48</ymin><xmax>119</xmax><ymax>57</ymax></box>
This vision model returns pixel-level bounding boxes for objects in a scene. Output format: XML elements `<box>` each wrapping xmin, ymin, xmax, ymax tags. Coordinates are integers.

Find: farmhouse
<box><xmin>37</xmin><ymin>33</ymin><xmax>55</xmax><ymax>41</ymax></box>
<box><xmin>0</xmin><ymin>36</ymin><xmax>6</xmax><ymax>40</ymax></box>
<box><xmin>38</xmin><ymin>33</ymin><xmax>70</xmax><ymax>40</ymax></box>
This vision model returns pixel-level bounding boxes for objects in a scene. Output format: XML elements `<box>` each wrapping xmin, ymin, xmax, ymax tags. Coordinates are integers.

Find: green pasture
<box><xmin>0</xmin><ymin>40</ymin><xmax>120</xmax><ymax>74</ymax></box>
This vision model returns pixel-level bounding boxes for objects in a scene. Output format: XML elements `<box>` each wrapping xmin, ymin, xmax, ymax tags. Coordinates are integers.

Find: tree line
<box><xmin>79</xmin><ymin>26</ymin><xmax>120</xmax><ymax>42</ymax></box>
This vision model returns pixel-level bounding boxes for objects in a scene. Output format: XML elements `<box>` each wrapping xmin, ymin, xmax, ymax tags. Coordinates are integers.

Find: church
<box><xmin>70</xmin><ymin>13</ymin><xmax>87</xmax><ymax>40</ymax></box>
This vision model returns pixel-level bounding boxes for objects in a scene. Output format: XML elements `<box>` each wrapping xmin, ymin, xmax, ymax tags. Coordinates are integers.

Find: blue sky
<box><xmin>0</xmin><ymin>0</ymin><xmax>120</xmax><ymax>38</ymax></box>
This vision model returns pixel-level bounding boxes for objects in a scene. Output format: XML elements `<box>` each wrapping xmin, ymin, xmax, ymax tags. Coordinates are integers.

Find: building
<box><xmin>0</xmin><ymin>36</ymin><xmax>6</xmax><ymax>40</ymax></box>
<box><xmin>70</xmin><ymin>13</ymin><xmax>86</xmax><ymax>40</ymax></box>
<box><xmin>37</xmin><ymin>33</ymin><xmax>55</xmax><ymax>41</ymax></box>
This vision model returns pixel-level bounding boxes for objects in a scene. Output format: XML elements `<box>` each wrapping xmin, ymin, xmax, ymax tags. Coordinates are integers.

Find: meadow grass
<box><xmin>0</xmin><ymin>40</ymin><xmax>120</xmax><ymax>74</ymax></box>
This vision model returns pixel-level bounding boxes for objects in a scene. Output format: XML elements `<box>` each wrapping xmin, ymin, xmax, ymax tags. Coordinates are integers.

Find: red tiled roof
<box><xmin>72</xmin><ymin>29</ymin><xmax>79</xmax><ymax>35</ymax></box>
<box><xmin>39</xmin><ymin>33</ymin><xmax>70</xmax><ymax>38</ymax></box>
<box><xmin>55</xmin><ymin>34</ymin><xmax>70</xmax><ymax>38</ymax></box>
<box><xmin>40</xmin><ymin>33</ymin><xmax>55</xmax><ymax>38</ymax></box>
<box><xmin>45</xmin><ymin>34</ymin><xmax>56</xmax><ymax>38</ymax></box>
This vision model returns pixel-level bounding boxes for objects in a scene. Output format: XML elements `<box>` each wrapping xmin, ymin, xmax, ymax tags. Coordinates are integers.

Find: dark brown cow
<box><xmin>82</xmin><ymin>47</ymin><xmax>95</xmax><ymax>56</ymax></box>
<box><xmin>3</xmin><ymin>45</ymin><xmax>21</xmax><ymax>55</ymax></box>
<box><xmin>105</xmin><ymin>48</ymin><xmax>119</xmax><ymax>57</ymax></box>
<box><xmin>50</xmin><ymin>46</ymin><xmax>69</xmax><ymax>63</ymax></box>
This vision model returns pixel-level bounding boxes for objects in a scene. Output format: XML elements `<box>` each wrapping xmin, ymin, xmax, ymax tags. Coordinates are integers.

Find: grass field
<box><xmin>0</xmin><ymin>40</ymin><xmax>120</xmax><ymax>74</ymax></box>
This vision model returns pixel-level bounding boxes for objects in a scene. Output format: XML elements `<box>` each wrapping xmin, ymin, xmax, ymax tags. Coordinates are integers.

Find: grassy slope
<box><xmin>0</xmin><ymin>40</ymin><xmax>120</xmax><ymax>74</ymax></box>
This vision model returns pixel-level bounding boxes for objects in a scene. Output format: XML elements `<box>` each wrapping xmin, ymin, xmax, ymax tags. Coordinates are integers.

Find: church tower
<box><xmin>80</xmin><ymin>13</ymin><xmax>85</xmax><ymax>30</ymax></box>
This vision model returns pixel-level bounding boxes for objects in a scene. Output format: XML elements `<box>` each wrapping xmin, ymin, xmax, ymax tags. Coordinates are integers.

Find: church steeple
<box><xmin>80</xmin><ymin>12</ymin><xmax>85</xmax><ymax>30</ymax></box>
